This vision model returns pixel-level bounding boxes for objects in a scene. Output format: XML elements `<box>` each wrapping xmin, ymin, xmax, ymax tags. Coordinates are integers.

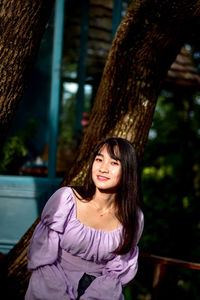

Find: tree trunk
<box><xmin>1</xmin><ymin>218</ymin><xmax>40</xmax><ymax>299</ymax></box>
<box><xmin>4</xmin><ymin>0</ymin><xmax>200</xmax><ymax>298</ymax></box>
<box><xmin>62</xmin><ymin>0</ymin><xmax>200</xmax><ymax>187</ymax></box>
<box><xmin>0</xmin><ymin>0</ymin><xmax>53</xmax><ymax>298</ymax></box>
<box><xmin>0</xmin><ymin>0</ymin><xmax>54</xmax><ymax>148</ymax></box>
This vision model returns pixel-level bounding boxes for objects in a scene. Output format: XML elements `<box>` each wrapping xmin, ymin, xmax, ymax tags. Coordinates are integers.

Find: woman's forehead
<box><xmin>98</xmin><ymin>143</ymin><xmax>120</xmax><ymax>157</ymax></box>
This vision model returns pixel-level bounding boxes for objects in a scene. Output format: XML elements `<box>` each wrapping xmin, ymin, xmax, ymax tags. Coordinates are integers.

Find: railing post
<box><xmin>152</xmin><ymin>263</ymin><xmax>167</xmax><ymax>300</ymax></box>
<box><xmin>48</xmin><ymin>0</ymin><xmax>65</xmax><ymax>178</ymax></box>
<box><xmin>74</xmin><ymin>0</ymin><xmax>89</xmax><ymax>139</ymax></box>
<box><xmin>112</xmin><ymin>0</ymin><xmax>123</xmax><ymax>39</ymax></box>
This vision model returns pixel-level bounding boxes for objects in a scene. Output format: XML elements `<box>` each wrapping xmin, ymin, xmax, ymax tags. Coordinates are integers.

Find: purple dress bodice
<box><xmin>25</xmin><ymin>187</ymin><xmax>144</xmax><ymax>300</ymax></box>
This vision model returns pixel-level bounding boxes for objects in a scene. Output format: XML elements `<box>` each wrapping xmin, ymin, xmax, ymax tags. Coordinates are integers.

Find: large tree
<box><xmin>0</xmin><ymin>0</ymin><xmax>54</xmax><ymax>148</ymax></box>
<box><xmin>62</xmin><ymin>0</ymin><xmax>200</xmax><ymax>186</ymax></box>
<box><xmin>2</xmin><ymin>0</ymin><xmax>200</xmax><ymax>299</ymax></box>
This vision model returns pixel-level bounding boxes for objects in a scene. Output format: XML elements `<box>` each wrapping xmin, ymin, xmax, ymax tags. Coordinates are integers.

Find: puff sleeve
<box><xmin>25</xmin><ymin>187</ymin><xmax>74</xmax><ymax>300</ymax></box>
<box><xmin>81</xmin><ymin>211</ymin><xmax>144</xmax><ymax>300</ymax></box>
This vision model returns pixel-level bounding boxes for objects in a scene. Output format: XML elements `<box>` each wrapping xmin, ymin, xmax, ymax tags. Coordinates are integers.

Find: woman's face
<box><xmin>92</xmin><ymin>144</ymin><xmax>122</xmax><ymax>192</ymax></box>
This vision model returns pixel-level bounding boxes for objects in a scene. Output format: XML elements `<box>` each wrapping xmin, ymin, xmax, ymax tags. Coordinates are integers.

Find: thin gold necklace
<box><xmin>90</xmin><ymin>201</ymin><xmax>113</xmax><ymax>217</ymax></box>
<box><xmin>99</xmin><ymin>210</ymin><xmax>110</xmax><ymax>217</ymax></box>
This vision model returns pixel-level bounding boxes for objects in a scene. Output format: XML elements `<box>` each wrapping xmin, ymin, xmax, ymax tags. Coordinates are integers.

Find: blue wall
<box><xmin>0</xmin><ymin>175</ymin><xmax>61</xmax><ymax>254</ymax></box>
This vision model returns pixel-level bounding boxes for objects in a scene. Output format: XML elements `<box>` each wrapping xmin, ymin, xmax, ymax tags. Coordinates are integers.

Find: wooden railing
<box><xmin>140</xmin><ymin>252</ymin><xmax>200</xmax><ymax>299</ymax></box>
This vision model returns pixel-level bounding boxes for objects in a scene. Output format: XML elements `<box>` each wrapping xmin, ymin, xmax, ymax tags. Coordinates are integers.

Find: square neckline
<box><xmin>70</xmin><ymin>187</ymin><xmax>122</xmax><ymax>233</ymax></box>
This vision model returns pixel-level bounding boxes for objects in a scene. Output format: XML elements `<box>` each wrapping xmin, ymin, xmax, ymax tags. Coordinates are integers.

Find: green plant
<box><xmin>0</xmin><ymin>118</ymin><xmax>38</xmax><ymax>174</ymax></box>
<box><xmin>0</xmin><ymin>136</ymin><xmax>27</xmax><ymax>174</ymax></box>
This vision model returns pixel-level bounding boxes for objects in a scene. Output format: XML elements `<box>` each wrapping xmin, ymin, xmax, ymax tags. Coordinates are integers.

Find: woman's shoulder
<box><xmin>41</xmin><ymin>186</ymin><xmax>75</xmax><ymax>220</ymax></box>
<box><xmin>48</xmin><ymin>186</ymin><xmax>75</xmax><ymax>204</ymax></box>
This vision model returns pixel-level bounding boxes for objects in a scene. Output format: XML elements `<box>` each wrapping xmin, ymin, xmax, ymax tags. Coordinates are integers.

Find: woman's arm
<box><xmin>25</xmin><ymin>187</ymin><xmax>74</xmax><ymax>300</ymax></box>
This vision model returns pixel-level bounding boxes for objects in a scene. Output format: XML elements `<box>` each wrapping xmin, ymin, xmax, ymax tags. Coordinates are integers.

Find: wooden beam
<box><xmin>140</xmin><ymin>252</ymin><xmax>200</xmax><ymax>270</ymax></box>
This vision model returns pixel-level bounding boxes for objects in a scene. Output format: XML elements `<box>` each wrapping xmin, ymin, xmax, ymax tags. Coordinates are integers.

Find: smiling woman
<box><xmin>92</xmin><ymin>145</ymin><xmax>122</xmax><ymax>192</ymax></box>
<box><xmin>25</xmin><ymin>137</ymin><xmax>144</xmax><ymax>300</ymax></box>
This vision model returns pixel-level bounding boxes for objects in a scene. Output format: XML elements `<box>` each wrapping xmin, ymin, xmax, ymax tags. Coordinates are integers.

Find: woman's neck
<box><xmin>92</xmin><ymin>188</ymin><xmax>116</xmax><ymax>210</ymax></box>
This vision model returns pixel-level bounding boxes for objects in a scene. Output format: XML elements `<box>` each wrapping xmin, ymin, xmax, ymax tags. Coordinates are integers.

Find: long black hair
<box><xmin>74</xmin><ymin>137</ymin><xmax>143</xmax><ymax>255</ymax></box>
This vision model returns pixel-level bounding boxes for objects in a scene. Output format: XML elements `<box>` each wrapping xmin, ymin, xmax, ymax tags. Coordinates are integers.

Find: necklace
<box><xmin>90</xmin><ymin>201</ymin><xmax>113</xmax><ymax>217</ymax></box>
<box><xmin>99</xmin><ymin>210</ymin><xmax>110</xmax><ymax>217</ymax></box>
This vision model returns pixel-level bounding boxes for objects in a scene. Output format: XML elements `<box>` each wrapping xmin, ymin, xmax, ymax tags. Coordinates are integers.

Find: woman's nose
<box><xmin>99</xmin><ymin>162</ymin><xmax>109</xmax><ymax>173</ymax></box>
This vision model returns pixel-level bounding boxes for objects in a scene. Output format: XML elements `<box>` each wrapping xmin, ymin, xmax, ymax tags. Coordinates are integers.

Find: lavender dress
<box><xmin>25</xmin><ymin>187</ymin><xmax>144</xmax><ymax>300</ymax></box>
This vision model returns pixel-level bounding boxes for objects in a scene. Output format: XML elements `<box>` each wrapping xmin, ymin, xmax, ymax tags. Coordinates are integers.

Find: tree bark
<box><xmin>3</xmin><ymin>0</ymin><xmax>200</xmax><ymax>298</ymax></box>
<box><xmin>62</xmin><ymin>0</ymin><xmax>200</xmax><ymax>186</ymax></box>
<box><xmin>0</xmin><ymin>0</ymin><xmax>54</xmax><ymax>148</ymax></box>
<box><xmin>1</xmin><ymin>218</ymin><xmax>40</xmax><ymax>299</ymax></box>
<box><xmin>0</xmin><ymin>0</ymin><xmax>54</xmax><ymax>298</ymax></box>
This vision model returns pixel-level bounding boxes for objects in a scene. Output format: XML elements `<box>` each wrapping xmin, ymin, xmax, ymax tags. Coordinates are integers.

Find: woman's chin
<box><xmin>96</xmin><ymin>186</ymin><xmax>119</xmax><ymax>194</ymax></box>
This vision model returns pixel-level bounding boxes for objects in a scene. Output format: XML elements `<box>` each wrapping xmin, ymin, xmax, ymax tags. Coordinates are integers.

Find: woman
<box><xmin>25</xmin><ymin>137</ymin><xmax>144</xmax><ymax>300</ymax></box>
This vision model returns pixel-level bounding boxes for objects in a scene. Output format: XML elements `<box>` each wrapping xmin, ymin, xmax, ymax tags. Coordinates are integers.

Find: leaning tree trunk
<box><xmin>4</xmin><ymin>0</ymin><xmax>200</xmax><ymax>298</ymax></box>
<box><xmin>0</xmin><ymin>0</ymin><xmax>54</xmax><ymax>298</ymax></box>
<box><xmin>62</xmin><ymin>0</ymin><xmax>200</xmax><ymax>186</ymax></box>
<box><xmin>0</xmin><ymin>0</ymin><xmax>54</xmax><ymax>148</ymax></box>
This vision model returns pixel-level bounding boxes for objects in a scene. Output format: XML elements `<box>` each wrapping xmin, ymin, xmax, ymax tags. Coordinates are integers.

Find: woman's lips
<box><xmin>97</xmin><ymin>175</ymin><xmax>109</xmax><ymax>181</ymax></box>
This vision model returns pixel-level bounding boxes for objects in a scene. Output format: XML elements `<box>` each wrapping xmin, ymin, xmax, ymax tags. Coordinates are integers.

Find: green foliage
<box><xmin>0</xmin><ymin>136</ymin><xmax>27</xmax><ymax>174</ymax></box>
<box><xmin>0</xmin><ymin>119</ymin><xmax>38</xmax><ymax>174</ymax></box>
<box><xmin>123</xmin><ymin>286</ymin><xmax>132</xmax><ymax>300</ymax></box>
<box><xmin>135</xmin><ymin>84</ymin><xmax>200</xmax><ymax>298</ymax></box>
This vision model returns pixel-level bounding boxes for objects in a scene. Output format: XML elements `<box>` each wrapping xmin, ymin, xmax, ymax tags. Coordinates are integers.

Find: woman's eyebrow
<box><xmin>96</xmin><ymin>153</ymin><xmax>103</xmax><ymax>157</ymax></box>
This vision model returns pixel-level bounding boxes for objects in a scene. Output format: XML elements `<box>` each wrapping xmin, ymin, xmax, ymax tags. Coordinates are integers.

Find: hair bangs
<box><xmin>96</xmin><ymin>140</ymin><xmax>121</xmax><ymax>162</ymax></box>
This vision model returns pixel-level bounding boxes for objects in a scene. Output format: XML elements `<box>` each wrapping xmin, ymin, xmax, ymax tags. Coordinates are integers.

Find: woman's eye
<box><xmin>95</xmin><ymin>158</ymin><xmax>102</xmax><ymax>162</ymax></box>
<box><xmin>111</xmin><ymin>161</ymin><xmax>119</xmax><ymax>165</ymax></box>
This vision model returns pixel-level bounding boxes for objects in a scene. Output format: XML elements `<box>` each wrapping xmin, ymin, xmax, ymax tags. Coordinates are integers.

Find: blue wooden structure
<box><xmin>48</xmin><ymin>0</ymin><xmax>66</xmax><ymax>178</ymax></box>
<box><xmin>0</xmin><ymin>0</ymin><xmax>65</xmax><ymax>254</ymax></box>
<box><xmin>0</xmin><ymin>176</ymin><xmax>61</xmax><ymax>253</ymax></box>
<box><xmin>0</xmin><ymin>0</ymin><xmax>123</xmax><ymax>254</ymax></box>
